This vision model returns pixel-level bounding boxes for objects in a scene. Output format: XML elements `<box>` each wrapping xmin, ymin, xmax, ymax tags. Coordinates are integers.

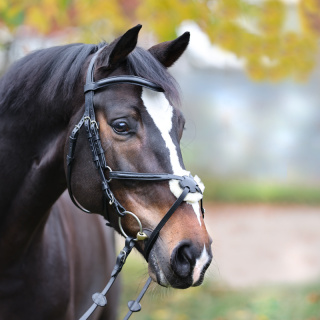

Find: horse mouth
<box><xmin>148</xmin><ymin>251</ymin><xmax>170</xmax><ymax>287</ymax></box>
<box><xmin>147</xmin><ymin>245</ymin><xmax>212</xmax><ymax>289</ymax></box>
<box><xmin>192</xmin><ymin>260</ymin><xmax>211</xmax><ymax>287</ymax></box>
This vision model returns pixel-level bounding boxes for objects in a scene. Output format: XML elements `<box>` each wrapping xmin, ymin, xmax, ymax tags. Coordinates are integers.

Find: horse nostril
<box><xmin>171</xmin><ymin>241</ymin><xmax>195</xmax><ymax>278</ymax></box>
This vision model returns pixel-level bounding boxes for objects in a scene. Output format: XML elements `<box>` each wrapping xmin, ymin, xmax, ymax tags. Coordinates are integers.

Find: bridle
<box><xmin>66</xmin><ymin>47</ymin><xmax>205</xmax><ymax>319</ymax></box>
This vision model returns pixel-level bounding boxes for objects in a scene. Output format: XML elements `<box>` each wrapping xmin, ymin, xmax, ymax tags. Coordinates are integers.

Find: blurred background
<box><xmin>1</xmin><ymin>0</ymin><xmax>320</xmax><ymax>319</ymax></box>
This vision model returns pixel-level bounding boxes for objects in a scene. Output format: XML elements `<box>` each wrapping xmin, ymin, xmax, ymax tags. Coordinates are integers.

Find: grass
<box><xmin>201</xmin><ymin>179</ymin><xmax>320</xmax><ymax>204</ymax></box>
<box><xmin>117</xmin><ymin>252</ymin><xmax>320</xmax><ymax>320</ymax></box>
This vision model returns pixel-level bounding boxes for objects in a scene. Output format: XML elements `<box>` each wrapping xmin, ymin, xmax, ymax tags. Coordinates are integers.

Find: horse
<box><xmin>0</xmin><ymin>24</ymin><xmax>212</xmax><ymax>319</ymax></box>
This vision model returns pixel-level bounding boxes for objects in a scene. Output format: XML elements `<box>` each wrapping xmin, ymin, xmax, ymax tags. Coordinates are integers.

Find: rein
<box><xmin>67</xmin><ymin>48</ymin><xmax>205</xmax><ymax>319</ymax></box>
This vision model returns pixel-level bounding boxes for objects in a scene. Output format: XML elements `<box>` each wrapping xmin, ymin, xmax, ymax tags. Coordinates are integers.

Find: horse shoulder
<box><xmin>48</xmin><ymin>191</ymin><xmax>120</xmax><ymax>319</ymax></box>
<box><xmin>0</xmin><ymin>191</ymin><xmax>119</xmax><ymax>320</ymax></box>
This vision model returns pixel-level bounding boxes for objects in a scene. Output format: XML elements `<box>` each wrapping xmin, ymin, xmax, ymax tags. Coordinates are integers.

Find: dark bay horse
<box><xmin>0</xmin><ymin>25</ymin><xmax>212</xmax><ymax>319</ymax></box>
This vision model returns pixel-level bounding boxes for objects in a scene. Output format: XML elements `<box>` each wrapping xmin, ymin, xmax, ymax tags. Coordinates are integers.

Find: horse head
<box><xmin>66</xmin><ymin>25</ymin><xmax>212</xmax><ymax>289</ymax></box>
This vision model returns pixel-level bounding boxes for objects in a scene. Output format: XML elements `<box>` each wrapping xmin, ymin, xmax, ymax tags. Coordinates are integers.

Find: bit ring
<box><xmin>118</xmin><ymin>211</ymin><xmax>143</xmax><ymax>240</ymax></box>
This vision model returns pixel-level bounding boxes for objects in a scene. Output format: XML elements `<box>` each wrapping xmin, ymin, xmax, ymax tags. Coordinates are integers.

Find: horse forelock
<box><xmin>126</xmin><ymin>47</ymin><xmax>181</xmax><ymax>107</ymax></box>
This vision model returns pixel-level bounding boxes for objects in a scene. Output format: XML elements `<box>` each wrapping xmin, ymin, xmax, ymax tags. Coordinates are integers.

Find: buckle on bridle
<box><xmin>109</xmin><ymin>193</ymin><xmax>115</xmax><ymax>205</ymax></box>
<box><xmin>83</xmin><ymin>116</ymin><xmax>99</xmax><ymax>129</ymax></box>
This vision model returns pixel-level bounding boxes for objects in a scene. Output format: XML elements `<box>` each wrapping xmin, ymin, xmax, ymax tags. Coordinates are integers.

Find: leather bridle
<box><xmin>66</xmin><ymin>48</ymin><xmax>205</xmax><ymax>319</ymax></box>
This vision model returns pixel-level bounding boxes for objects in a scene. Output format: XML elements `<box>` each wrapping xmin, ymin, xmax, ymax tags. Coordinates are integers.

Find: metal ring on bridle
<box><xmin>118</xmin><ymin>211</ymin><xmax>143</xmax><ymax>240</ymax></box>
<box><xmin>105</xmin><ymin>166</ymin><xmax>112</xmax><ymax>183</ymax></box>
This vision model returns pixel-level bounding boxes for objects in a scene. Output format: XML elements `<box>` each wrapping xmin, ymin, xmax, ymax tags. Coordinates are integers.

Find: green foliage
<box><xmin>118</xmin><ymin>253</ymin><xmax>320</xmax><ymax>320</ymax></box>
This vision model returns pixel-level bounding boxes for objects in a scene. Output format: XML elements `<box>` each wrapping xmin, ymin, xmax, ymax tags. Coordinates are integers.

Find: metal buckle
<box><xmin>83</xmin><ymin>116</ymin><xmax>99</xmax><ymax>130</ymax></box>
<box><xmin>90</xmin><ymin>119</ymin><xmax>99</xmax><ymax>129</ymax></box>
<box><xmin>108</xmin><ymin>192</ymin><xmax>114</xmax><ymax>205</ymax></box>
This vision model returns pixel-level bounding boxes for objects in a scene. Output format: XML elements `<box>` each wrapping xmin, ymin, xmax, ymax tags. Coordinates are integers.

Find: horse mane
<box><xmin>0</xmin><ymin>43</ymin><xmax>101</xmax><ymax>116</ymax></box>
<box><xmin>0</xmin><ymin>41</ymin><xmax>180</xmax><ymax>117</ymax></box>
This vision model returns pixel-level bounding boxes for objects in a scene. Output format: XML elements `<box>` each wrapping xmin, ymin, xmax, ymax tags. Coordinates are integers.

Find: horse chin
<box><xmin>147</xmin><ymin>251</ymin><xmax>170</xmax><ymax>287</ymax></box>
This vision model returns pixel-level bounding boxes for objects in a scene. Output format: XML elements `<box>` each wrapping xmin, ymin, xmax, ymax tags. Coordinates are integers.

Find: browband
<box><xmin>109</xmin><ymin>171</ymin><xmax>183</xmax><ymax>181</ymax></box>
<box><xmin>84</xmin><ymin>75</ymin><xmax>164</xmax><ymax>93</ymax></box>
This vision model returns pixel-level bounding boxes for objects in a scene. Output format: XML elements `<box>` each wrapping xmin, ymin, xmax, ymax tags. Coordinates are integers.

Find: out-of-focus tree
<box><xmin>0</xmin><ymin>0</ymin><xmax>319</xmax><ymax>81</ymax></box>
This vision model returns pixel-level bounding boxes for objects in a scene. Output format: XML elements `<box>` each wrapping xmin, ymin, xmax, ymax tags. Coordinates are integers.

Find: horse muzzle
<box><xmin>148</xmin><ymin>239</ymin><xmax>212</xmax><ymax>289</ymax></box>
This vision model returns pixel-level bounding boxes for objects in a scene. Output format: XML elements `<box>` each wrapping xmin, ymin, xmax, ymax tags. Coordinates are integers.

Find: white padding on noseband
<box><xmin>169</xmin><ymin>175</ymin><xmax>205</xmax><ymax>226</ymax></box>
<box><xmin>169</xmin><ymin>175</ymin><xmax>205</xmax><ymax>203</ymax></box>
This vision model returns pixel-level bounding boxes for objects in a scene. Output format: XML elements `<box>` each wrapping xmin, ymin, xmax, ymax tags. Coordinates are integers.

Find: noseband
<box><xmin>66</xmin><ymin>48</ymin><xmax>205</xmax><ymax>319</ymax></box>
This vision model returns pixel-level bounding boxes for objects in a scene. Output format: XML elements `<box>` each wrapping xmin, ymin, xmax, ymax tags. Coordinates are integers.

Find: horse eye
<box><xmin>112</xmin><ymin>121</ymin><xmax>130</xmax><ymax>134</ymax></box>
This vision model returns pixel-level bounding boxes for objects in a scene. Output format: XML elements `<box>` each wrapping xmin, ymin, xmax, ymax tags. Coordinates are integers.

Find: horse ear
<box><xmin>96</xmin><ymin>24</ymin><xmax>142</xmax><ymax>70</ymax></box>
<box><xmin>148</xmin><ymin>32</ymin><xmax>190</xmax><ymax>68</ymax></box>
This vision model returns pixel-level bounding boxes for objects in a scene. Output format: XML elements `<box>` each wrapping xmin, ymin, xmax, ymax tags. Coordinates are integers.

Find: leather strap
<box><xmin>124</xmin><ymin>277</ymin><xmax>152</xmax><ymax>320</ymax></box>
<box><xmin>109</xmin><ymin>171</ymin><xmax>183</xmax><ymax>181</ymax></box>
<box><xmin>79</xmin><ymin>237</ymin><xmax>136</xmax><ymax>320</ymax></box>
<box><xmin>84</xmin><ymin>75</ymin><xmax>164</xmax><ymax>93</ymax></box>
<box><xmin>144</xmin><ymin>187</ymin><xmax>190</xmax><ymax>261</ymax></box>
<box><xmin>66</xmin><ymin>116</ymin><xmax>90</xmax><ymax>213</ymax></box>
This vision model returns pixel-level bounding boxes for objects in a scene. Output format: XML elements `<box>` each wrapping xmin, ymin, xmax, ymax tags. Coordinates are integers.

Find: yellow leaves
<box><xmin>300</xmin><ymin>0</ymin><xmax>320</xmax><ymax>15</ymax></box>
<box><xmin>5</xmin><ymin>4</ymin><xmax>21</xmax><ymax>20</ymax></box>
<box><xmin>214</xmin><ymin>22</ymin><xmax>243</xmax><ymax>53</ymax></box>
<box><xmin>136</xmin><ymin>0</ymin><xmax>196</xmax><ymax>41</ymax></box>
<box><xmin>0</xmin><ymin>2</ymin><xmax>24</xmax><ymax>31</ymax></box>
<box><xmin>136</xmin><ymin>0</ymin><xmax>212</xmax><ymax>42</ymax></box>
<box><xmin>205</xmin><ymin>10</ymin><xmax>317</xmax><ymax>82</ymax></box>
<box><xmin>76</xmin><ymin>1</ymin><xmax>118</xmax><ymax>25</ymax></box>
<box><xmin>73</xmin><ymin>0</ymin><xmax>130</xmax><ymax>40</ymax></box>
<box><xmin>200</xmin><ymin>0</ymin><xmax>319</xmax><ymax>82</ymax></box>
<box><xmin>211</xmin><ymin>0</ymin><xmax>285</xmax><ymax>37</ymax></box>
<box><xmin>214</xmin><ymin>0</ymin><xmax>243</xmax><ymax>20</ymax></box>
<box><xmin>24</xmin><ymin>0</ymin><xmax>72</xmax><ymax>35</ymax></box>
<box><xmin>275</xmin><ymin>32</ymin><xmax>315</xmax><ymax>80</ymax></box>
<box><xmin>244</xmin><ymin>31</ymin><xmax>317</xmax><ymax>82</ymax></box>
<box><xmin>0</xmin><ymin>0</ymin><xmax>7</xmax><ymax>11</ymax></box>
<box><xmin>299</xmin><ymin>0</ymin><xmax>320</xmax><ymax>36</ymax></box>
<box><xmin>25</xmin><ymin>6</ymin><xmax>49</xmax><ymax>34</ymax></box>
<box><xmin>246</xmin><ymin>57</ymin><xmax>267</xmax><ymax>81</ymax></box>
<box><xmin>0</xmin><ymin>0</ymin><xmax>319</xmax><ymax>81</ymax></box>
<box><xmin>4</xmin><ymin>0</ymin><xmax>131</xmax><ymax>39</ymax></box>
<box><xmin>136</xmin><ymin>0</ymin><xmax>180</xmax><ymax>41</ymax></box>
<box><xmin>261</xmin><ymin>35</ymin><xmax>279</xmax><ymax>60</ymax></box>
<box><xmin>259</xmin><ymin>0</ymin><xmax>285</xmax><ymax>35</ymax></box>
<box><xmin>43</xmin><ymin>0</ymin><xmax>60</xmax><ymax>15</ymax></box>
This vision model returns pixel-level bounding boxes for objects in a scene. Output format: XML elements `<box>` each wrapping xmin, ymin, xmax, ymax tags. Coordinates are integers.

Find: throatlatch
<box><xmin>67</xmin><ymin>48</ymin><xmax>205</xmax><ymax>320</ymax></box>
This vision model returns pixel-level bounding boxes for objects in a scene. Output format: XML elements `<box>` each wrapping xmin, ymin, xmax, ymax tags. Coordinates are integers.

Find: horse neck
<box><xmin>0</xmin><ymin>99</ymin><xmax>72</xmax><ymax>268</ymax></box>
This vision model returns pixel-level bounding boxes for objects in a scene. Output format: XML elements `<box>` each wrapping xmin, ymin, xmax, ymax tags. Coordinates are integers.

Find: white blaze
<box><xmin>192</xmin><ymin>246</ymin><xmax>211</xmax><ymax>285</ymax></box>
<box><xmin>141</xmin><ymin>88</ymin><xmax>204</xmax><ymax>225</ymax></box>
